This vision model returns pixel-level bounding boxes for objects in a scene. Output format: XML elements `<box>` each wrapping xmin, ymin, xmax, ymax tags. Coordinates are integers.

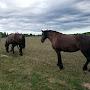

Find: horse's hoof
<box><xmin>83</xmin><ymin>71</ymin><xmax>87</xmax><ymax>74</ymax></box>
<box><xmin>83</xmin><ymin>68</ymin><xmax>88</xmax><ymax>74</ymax></box>
<box><xmin>88</xmin><ymin>69</ymin><xmax>90</xmax><ymax>72</ymax></box>
<box><xmin>57</xmin><ymin>64</ymin><xmax>64</xmax><ymax>70</ymax></box>
<box><xmin>83</xmin><ymin>67</ymin><xmax>87</xmax><ymax>71</ymax></box>
<box><xmin>20</xmin><ymin>54</ymin><xmax>23</xmax><ymax>56</ymax></box>
<box><xmin>59</xmin><ymin>67</ymin><xmax>64</xmax><ymax>70</ymax></box>
<box><xmin>7</xmin><ymin>51</ymin><xmax>9</xmax><ymax>53</ymax></box>
<box><xmin>58</xmin><ymin>66</ymin><xmax>64</xmax><ymax>70</ymax></box>
<box><xmin>57</xmin><ymin>64</ymin><xmax>63</xmax><ymax>66</ymax></box>
<box><xmin>57</xmin><ymin>64</ymin><xmax>59</xmax><ymax>66</ymax></box>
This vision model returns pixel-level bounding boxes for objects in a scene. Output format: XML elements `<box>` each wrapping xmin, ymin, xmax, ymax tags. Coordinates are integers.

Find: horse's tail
<box><xmin>22</xmin><ymin>35</ymin><xmax>25</xmax><ymax>49</ymax></box>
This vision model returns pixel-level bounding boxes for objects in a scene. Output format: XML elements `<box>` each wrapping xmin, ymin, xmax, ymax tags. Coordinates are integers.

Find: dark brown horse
<box><xmin>5</xmin><ymin>33</ymin><xmax>25</xmax><ymax>56</ymax></box>
<box><xmin>41</xmin><ymin>30</ymin><xmax>90</xmax><ymax>71</ymax></box>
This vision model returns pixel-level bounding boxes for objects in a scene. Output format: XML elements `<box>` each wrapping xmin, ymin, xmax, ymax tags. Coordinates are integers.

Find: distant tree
<box><xmin>30</xmin><ymin>33</ymin><xmax>33</xmax><ymax>36</ymax></box>
<box><xmin>0</xmin><ymin>32</ymin><xmax>2</xmax><ymax>38</ymax></box>
<box><xmin>83</xmin><ymin>32</ymin><xmax>90</xmax><ymax>35</ymax></box>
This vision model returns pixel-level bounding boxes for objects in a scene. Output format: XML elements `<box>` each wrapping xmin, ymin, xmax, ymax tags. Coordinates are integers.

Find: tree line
<box><xmin>0</xmin><ymin>32</ymin><xmax>90</xmax><ymax>38</ymax></box>
<box><xmin>0</xmin><ymin>32</ymin><xmax>41</xmax><ymax>38</ymax></box>
<box><xmin>83</xmin><ymin>32</ymin><xmax>90</xmax><ymax>35</ymax></box>
<box><xmin>0</xmin><ymin>32</ymin><xmax>8</xmax><ymax>38</ymax></box>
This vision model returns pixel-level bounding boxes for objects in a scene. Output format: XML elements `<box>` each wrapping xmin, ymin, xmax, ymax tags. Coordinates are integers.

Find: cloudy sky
<box><xmin>0</xmin><ymin>0</ymin><xmax>90</xmax><ymax>34</ymax></box>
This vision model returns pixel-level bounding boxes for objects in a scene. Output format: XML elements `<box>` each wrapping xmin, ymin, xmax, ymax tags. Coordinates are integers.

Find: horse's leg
<box><xmin>6</xmin><ymin>44</ymin><xmax>9</xmax><ymax>53</ymax></box>
<box><xmin>55</xmin><ymin>50</ymin><xmax>63</xmax><ymax>70</ymax></box>
<box><xmin>5</xmin><ymin>42</ymin><xmax>9</xmax><ymax>53</ymax></box>
<box><xmin>11</xmin><ymin>44</ymin><xmax>15</xmax><ymax>54</ymax></box>
<box><xmin>83</xmin><ymin>60</ymin><xmax>90</xmax><ymax>71</ymax></box>
<box><xmin>19</xmin><ymin>45</ymin><xmax>23</xmax><ymax>56</ymax></box>
<box><xmin>6</xmin><ymin>46</ymin><xmax>9</xmax><ymax>53</ymax></box>
<box><xmin>81</xmin><ymin>50</ymin><xmax>90</xmax><ymax>71</ymax></box>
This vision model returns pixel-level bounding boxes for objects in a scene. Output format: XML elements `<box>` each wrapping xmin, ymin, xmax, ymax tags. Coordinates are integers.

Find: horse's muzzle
<box><xmin>41</xmin><ymin>39</ymin><xmax>44</xmax><ymax>43</ymax></box>
<box><xmin>41</xmin><ymin>38</ymin><xmax>44</xmax><ymax>43</ymax></box>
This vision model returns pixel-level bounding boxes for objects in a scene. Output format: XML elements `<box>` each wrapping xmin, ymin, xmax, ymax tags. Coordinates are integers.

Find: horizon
<box><xmin>0</xmin><ymin>29</ymin><xmax>90</xmax><ymax>35</ymax></box>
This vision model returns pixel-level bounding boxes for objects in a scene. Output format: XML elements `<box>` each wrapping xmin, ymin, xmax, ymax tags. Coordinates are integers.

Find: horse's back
<box><xmin>53</xmin><ymin>34</ymin><xmax>79</xmax><ymax>52</ymax></box>
<box><xmin>75</xmin><ymin>34</ymin><xmax>90</xmax><ymax>41</ymax></box>
<box><xmin>75</xmin><ymin>34</ymin><xmax>90</xmax><ymax>49</ymax></box>
<box><xmin>6</xmin><ymin>34</ymin><xmax>15</xmax><ymax>44</ymax></box>
<box><xmin>56</xmin><ymin>34</ymin><xmax>77</xmax><ymax>45</ymax></box>
<box><xmin>6</xmin><ymin>33</ymin><xmax>25</xmax><ymax>45</ymax></box>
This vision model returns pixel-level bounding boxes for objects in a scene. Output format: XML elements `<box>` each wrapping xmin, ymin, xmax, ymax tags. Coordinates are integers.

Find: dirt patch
<box><xmin>48</xmin><ymin>78</ymin><xmax>67</xmax><ymax>86</ymax></box>
<box><xmin>0</xmin><ymin>54</ymin><xmax>9</xmax><ymax>58</ymax></box>
<box><xmin>82</xmin><ymin>83</ymin><xmax>90</xmax><ymax>89</ymax></box>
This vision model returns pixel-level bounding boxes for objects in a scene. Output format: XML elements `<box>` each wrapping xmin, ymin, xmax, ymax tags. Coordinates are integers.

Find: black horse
<box><xmin>41</xmin><ymin>30</ymin><xmax>90</xmax><ymax>71</ymax></box>
<box><xmin>5</xmin><ymin>33</ymin><xmax>25</xmax><ymax>56</ymax></box>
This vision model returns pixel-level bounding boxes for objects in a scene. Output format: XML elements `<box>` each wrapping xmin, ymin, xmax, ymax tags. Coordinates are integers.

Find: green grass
<box><xmin>0</xmin><ymin>37</ymin><xmax>90</xmax><ymax>90</ymax></box>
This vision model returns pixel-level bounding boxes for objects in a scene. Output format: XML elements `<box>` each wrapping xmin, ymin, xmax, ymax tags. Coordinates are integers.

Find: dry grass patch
<box><xmin>82</xmin><ymin>83</ymin><xmax>90</xmax><ymax>90</ymax></box>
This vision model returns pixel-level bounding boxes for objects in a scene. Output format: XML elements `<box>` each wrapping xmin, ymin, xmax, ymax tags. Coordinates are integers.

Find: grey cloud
<box><xmin>0</xmin><ymin>0</ymin><xmax>90</xmax><ymax>34</ymax></box>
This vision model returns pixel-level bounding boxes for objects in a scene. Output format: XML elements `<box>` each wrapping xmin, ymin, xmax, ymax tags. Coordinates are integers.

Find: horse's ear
<box><xmin>41</xmin><ymin>30</ymin><xmax>44</xmax><ymax>32</ymax></box>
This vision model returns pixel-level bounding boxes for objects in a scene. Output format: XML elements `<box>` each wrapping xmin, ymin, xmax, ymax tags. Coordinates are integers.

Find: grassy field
<box><xmin>0</xmin><ymin>37</ymin><xmax>90</xmax><ymax>90</ymax></box>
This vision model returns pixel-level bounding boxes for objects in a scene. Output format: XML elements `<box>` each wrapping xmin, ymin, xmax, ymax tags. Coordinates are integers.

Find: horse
<box><xmin>41</xmin><ymin>30</ymin><xmax>90</xmax><ymax>71</ymax></box>
<box><xmin>5</xmin><ymin>33</ymin><xmax>25</xmax><ymax>56</ymax></box>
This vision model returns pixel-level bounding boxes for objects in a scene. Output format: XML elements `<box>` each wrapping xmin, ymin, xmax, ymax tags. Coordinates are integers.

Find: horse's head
<box><xmin>41</xmin><ymin>30</ymin><xmax>48</xmax><ymax>43</ymax></box>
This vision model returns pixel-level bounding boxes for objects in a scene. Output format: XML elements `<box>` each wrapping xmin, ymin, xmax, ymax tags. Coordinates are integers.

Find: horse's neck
<box><xmin>47</xmin><ymin>32</ymin><xmax>57</xmax><ymax>42</ymax></box>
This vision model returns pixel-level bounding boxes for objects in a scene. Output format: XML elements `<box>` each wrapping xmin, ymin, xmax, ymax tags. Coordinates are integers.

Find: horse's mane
<box><xmin>45</xmin><ymin>30</ymin><xmax>62</xmax><ymax>34</ymax></box>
